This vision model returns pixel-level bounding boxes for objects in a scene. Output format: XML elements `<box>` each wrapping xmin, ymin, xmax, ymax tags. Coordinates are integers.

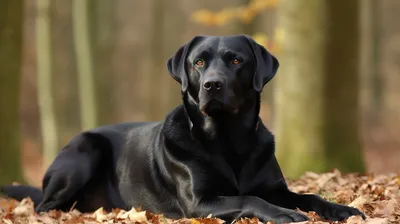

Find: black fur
<box><xmin>1</xmin><ymin>35</ymin><xmax>365</xmax><ymax>223</ymax></box>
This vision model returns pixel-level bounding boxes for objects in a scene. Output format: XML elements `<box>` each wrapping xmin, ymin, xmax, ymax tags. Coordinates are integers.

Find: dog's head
<box><xmin>167</xmin><ymin>35</ymin><xmax>279</xmax><ymax>117</ymax></box>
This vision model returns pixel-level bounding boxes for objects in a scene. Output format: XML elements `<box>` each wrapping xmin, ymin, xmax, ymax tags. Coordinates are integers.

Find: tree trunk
<box><xmin>238</xmin><ymin>0</ymin><xmax>258</xmax><ymax>35</ymax></box>
<box><xmin>275</xmin><ymin>0</ymin><xmax>327</xmax><ymax>178</ymax></box>
<box><xmin>51</xmin><ymin>0</ymin><xmax>81</xmax><ymax>147</ymax></box>
<box><xmin>360</xmin><ymin>0</ymin><xmax>382</xmax><ymax>118</ymax></box>
<box><xmin>0</xmin><ymin>0</ymin><xmax>25</xmax><ymax>184</ymax></box>
<box><xmin>73</xmin><ymin>0</ymin><xmax>98</xmax><ymax>130</ymax></box>
<box><xmin>147</xmin><ymin>0</ymin><xmax>165</xmax><ymax>120</ymax></box>
<box><xmin>161</xmin><ymin>0</ymin><xmax>185</xmax><ymax>113</ymax></box>
<box><xmin>89</xmin><ymin>0</ymin><xmax>116</xmax><ymax>125</ymax></box>
<box><xmin>324</xmin><ymin>0</ymin><xmax>365</xmax><ymax>173</ymax></box>
<box><xmin>275</xmin><ymin>0</ymin><xmax>365</xmax><ymax>178</ymax></box>
<box><xmin>370</xmin><ymin>0</ymin><xmax>382</xmax><ymax>112</ymax></box>
<box><xmin>37</xmin><ymin>0</ymin><xmax>59</xmax><ymax>168</ymax></box>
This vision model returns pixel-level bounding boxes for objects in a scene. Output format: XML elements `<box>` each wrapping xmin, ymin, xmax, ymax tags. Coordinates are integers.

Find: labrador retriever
<box><xmin>1</xmin><ymin>35</ymin><xmax>365</xmax><ymax>223</ymax></box>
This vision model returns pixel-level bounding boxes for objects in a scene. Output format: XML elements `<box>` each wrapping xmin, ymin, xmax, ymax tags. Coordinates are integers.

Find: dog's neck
<box><xmin>183</xmin><ymin>92</ymin><xmax>261</xmax><ymax>154</ymax></box>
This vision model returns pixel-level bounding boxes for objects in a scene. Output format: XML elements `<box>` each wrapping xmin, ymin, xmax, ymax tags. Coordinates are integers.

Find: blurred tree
<box><xmin>0</xmin><ymin>0</ymin><xmax>25</xmax><ymax>184</ymax></box>
<box><xmin>37</xmin><ymin>0</ymin><xmax>59</xmax><ymax>168</ymax></box>
<box><xmin>274</xmin><ymin>0</ymin><xmax>328</xmax><ymax>177</ymax></box>
<box><xmin>88</xmin><ymin>0</ymin><xmax>117</xmax><ymax>125</ymax></box>
<box><xmin>369</xmin><ymin>0</ymin><xmax>382</xmax><ymax>113</ymax></box>
<box><xmin>51</xmin><ymin>0</ymin><xmax>116</xmax><ymax>145</ymax></box>
<box><xmin>275</xmin><ymin>0</ymin><xmax>365</xmax><ymax>177</ymax></box>
<box><xmin>73</xmin><ymin>0</ymin><xmax>98</xmax><ymax>130</ymax></box>
<box><xmin>238</xmin><ymin>0</ymin><xmax>257</xmax><ymax>35</ymax></box>
<box><xmin>360</xmin><ymin>0</ymin><xmax>382</xmax><ymax>117</ymax></box>
<box><xmin>323</xmin><ymin>0</ymin><xmax>365</xmax><ymax>174</ymax></box>
<box><xmin>147</xmin><ymin>0</ymin><xmax>166</xmax><ymax>120</ymax></box>
<box><xmin>161</xmin><ymin>0</ymin><xmax>186</xmax><ymax>112</ymax></box>
<box><xmin>51</xmin><ymin>0</ymin><xmax>81</xmax><ymax>147</ymax></box>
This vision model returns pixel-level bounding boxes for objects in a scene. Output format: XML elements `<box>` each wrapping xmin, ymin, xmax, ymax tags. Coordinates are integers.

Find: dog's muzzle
<box><xmin>202</xmin><ymin>76</ymin><xmax>225</xmax><ymax>93</ymax></box>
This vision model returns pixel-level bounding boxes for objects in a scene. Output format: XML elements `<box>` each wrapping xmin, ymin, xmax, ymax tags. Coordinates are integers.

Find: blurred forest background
<box><xmin>1</xmin><ymin>0</ymin><xmax>400</xmax><ymax>187</ymax></box>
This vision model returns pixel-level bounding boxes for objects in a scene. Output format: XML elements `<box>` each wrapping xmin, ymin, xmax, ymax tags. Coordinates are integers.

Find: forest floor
<box><xmin>1</xmin><ymin>169</ymin><xmax>399</xmax><ymax>224</ymax></box>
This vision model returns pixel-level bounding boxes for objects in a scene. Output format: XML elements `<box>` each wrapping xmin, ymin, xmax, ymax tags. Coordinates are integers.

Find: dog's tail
<box><xmin>0</xmin><ymin>185</ymin><xmax>43</xmax><ymax>206</ymax></box>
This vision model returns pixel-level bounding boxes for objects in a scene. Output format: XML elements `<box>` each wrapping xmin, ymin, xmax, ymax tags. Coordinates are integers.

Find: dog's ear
<box><xmin>167</xmin><ymin>36</ymin><xmax>204</xmax><ymax>93</ymax></box>
<box><xmin>244</xmin><ymin>35</ymin><xmax>279</xmax><ymax>92</ymax></box>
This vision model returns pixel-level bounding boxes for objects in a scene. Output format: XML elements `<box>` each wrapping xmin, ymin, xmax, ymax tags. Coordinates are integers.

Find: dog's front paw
<box><xmin>315</xmin><ymin>202</ymin><xmax>366</xmax><ymax>221</ymax></box>
<box><xmin>272</xmin><ymin>211</ymin><xmax>309</xmax><ymax>224</ymax></box>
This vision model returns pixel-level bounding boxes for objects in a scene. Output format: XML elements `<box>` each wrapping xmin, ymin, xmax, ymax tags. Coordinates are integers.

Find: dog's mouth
<box><xmin>200</xmin><ymin>100</ymin><xmax>238</xmax><ymax>117</ymax></box>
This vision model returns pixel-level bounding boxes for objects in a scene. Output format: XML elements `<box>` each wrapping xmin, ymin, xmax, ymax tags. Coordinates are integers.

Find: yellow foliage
<box><xmin>252</xmin><ymin>32</ymin><xmax>269</xmax><ymax>47</ymax></box>
<box><xmin>191</xmin><ymin>8</ymin><xmax>241</xmax><ymax>26</ymax></box>
<box><xmin>251</xmin><ymin>30</ymin><xmax>282</xmax><ymax>54</ymax></box>
<box><xmin>243</xmin><ymin>0</ymin><xmax>279</xmax><ymax>23</ymax></box>
<box><xmin>191</xmin><ymin>9</ymin><xmax>219</xmax><ymax>26</ymax></box>
<box><xmin>191</xmin><ymin>0</ymin><xmax>278</xmax><ymax>27</ymax></box>
<box><xmin>215</xmin><ymin>8</ymin><xmax>241</xmax><ymax>26</ymax></box>
<box><xmin>274</xmin><ymin>27</ymin><xmax>285</xmax><ymax>44</ymax></box>
<box><xmin>191</xmin><ymin>0</ymin><xmax>282</xmax><ymax>54</ymax></box>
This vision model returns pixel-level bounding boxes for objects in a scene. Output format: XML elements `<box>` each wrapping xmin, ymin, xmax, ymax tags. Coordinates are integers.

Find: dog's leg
<box><xmin>0</xmin><ymin>185</ymin><xmax>43</xmax><ymax>205</ymax></box>
<box><xmin>186</xmin><ymin>196</ymin><xmax>309</xmax><ymax>224</ymax></box>
<box><xmin>267</xmin><ymin>190</ymin><xmax>366</xmax><ymax>221</ymax></box>
<box><xmin>258</xmin><ymin>155</ymin><xmax>366</xmax><ymax>221</ymax></box>
<box><xmin>35</xmin><ymin>133</ymin><xmax>105</xmax><ymax>212</ymax></box>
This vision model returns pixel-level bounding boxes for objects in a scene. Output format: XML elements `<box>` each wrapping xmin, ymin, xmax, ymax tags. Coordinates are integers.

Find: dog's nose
<box><xmin>203</xmin><ymin>77</ymin><xmax>224</xmax><ymax>91</ymax></box>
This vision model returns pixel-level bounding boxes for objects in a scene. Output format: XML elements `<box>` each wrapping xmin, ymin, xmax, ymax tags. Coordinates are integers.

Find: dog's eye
<box><xmin>232</xmin><ymin>58</ymin><xmax>241</xmax><ymax>65</ymax></box>
<box><xmin>195</xmin><ymin>59</ymin><xmax>205</xmax><ymax>67</ymax></box>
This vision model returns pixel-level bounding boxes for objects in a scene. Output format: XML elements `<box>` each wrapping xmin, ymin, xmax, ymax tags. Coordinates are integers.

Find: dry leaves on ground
<box><xmin>1</xmin><ymin>170</ymin><xmax>399</xmax><ymax>224</ymax></box>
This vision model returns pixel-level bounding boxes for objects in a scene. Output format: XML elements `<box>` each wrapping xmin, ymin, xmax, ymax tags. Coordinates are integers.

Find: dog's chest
<box><xmin>203</xmin><ymin>150</ymin><xmax>256</xmax><ymax>196</ymax></box>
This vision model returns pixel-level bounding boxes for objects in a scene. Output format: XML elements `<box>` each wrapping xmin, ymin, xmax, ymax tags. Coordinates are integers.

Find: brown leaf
<box><xmin>1</xmin><ymin>172</ymin><xmax>399</xmax><ymax>224</ymax></box>
<box><xmin>12</xmin><ymin>198</ymin><xmax>34</xmax><ymax>217</ymax></box>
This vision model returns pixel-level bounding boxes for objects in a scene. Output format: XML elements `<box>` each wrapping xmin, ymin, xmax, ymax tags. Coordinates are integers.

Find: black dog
<box><xmin>1</xmin><ymin>35</ymin><xmax>365</xmax><ymax>223</ymax></box>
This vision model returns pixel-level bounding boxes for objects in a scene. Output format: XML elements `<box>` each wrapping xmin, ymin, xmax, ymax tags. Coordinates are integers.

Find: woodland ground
<box><xmin>1</xmin><ymin>169</ymin><xmax>399</xmax><ymax>224</ymax></box>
